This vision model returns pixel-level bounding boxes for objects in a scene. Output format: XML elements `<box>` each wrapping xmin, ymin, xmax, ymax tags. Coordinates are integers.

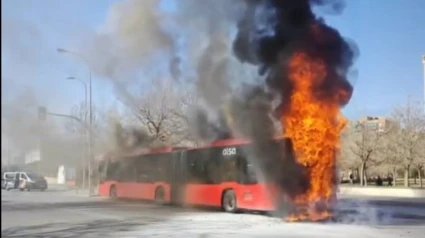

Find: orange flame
<box><xmin>281</xmin><ymin>53</ymin><xmax>347</xmax><ymax>221</ymax></box>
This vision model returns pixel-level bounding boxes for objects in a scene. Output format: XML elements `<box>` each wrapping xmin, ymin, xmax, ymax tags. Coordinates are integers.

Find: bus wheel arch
<box><xmin>109</xmin><ymin>184</ymin><xmax>117</xmax><ymax>199</ymax></box>
<box><xmin>221</xmin><ymin>189</ymin><xmax>238</xmax><ymax>213</ymax></box>
<box><xmin>154</xmin><ymin>186</ymin><xmax>166</xmax><ymax>204</ymax></box>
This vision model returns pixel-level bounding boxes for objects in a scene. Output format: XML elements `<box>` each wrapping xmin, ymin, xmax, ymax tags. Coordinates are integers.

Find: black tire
<box><xmin>222</xmin><ymin>190</ymin><xmax>238</xmax><ymax>213</ymax></box>
<box><xmin>40</xmin><ymin>188</ymin><xmax>46</xmax><ymax>192</ymax></box>
<box><xmin>19</xmin><ymin>188</ymin><xmax>24</xmax><ymax>191</ymax></box>
<box><xmin>109</xmin><ymin>185</ymin><xmax>117</xmax><ymax>199</ymax></box>
<box><xmin>154</xmin><ymin>187</ymin><xmax>165</xmax><ymax>205</ymax></box>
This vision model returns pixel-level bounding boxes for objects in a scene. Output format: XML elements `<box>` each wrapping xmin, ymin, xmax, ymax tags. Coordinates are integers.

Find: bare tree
<box><xmin>339</xmin><ymin>126</ymin><xmax>360</xmax><ymax>182</ymax></box>
<box><xmin>413</xmin><ymin>140</ymin><xmax>425</xmax><ymax>187</ymax></box>
<box><xmin>98</xmin><ymin>105</ymin><xmax>128</xmax><ymax>152</ymax></box>
<box><xmin>378</xmin><ymin>128</ymin><xmax>404</xmax><ymax>186</ymax></box>
<box><xmin>390</xmin><ymin>99</ymin><xmax>425</xmax><ymax>187</ymax></box>
<box><xmin>130</xmin><ymin>79</ymin><xmax>197</xmax><ymax>147</ymax></box>
<box><xmin>64</xmin><ymin>101</ymin><xmax>86</xmax><ymax>135</ymax></box>
<box><xmin>64</xmin><ymin>101</ymin><xmax>108</xmax><ymax>174</ymax></box>
<box><xmin>65</xmin><ymin>101</ymin><xmax>105</xmax><ymax>144</ymax></box>
<box><xmin>349</xmin><ymin>121</ymin><xmax>389</xmax><ymax>186</ymax></box>
<box><xmin>414</xmin><ymin>131</ymin><xmax>425</xmax><ymax>187</ymax></box>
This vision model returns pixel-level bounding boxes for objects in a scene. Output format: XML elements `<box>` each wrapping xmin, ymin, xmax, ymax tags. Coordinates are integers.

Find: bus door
<box><xmin>169</xmin><ymin>151</ymin><xmax>186</xmax><ymax>205</ymax></box>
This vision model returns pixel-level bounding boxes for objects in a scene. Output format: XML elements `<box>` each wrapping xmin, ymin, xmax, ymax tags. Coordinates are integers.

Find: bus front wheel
<box><xmin>110</xmin><ymin>185</ymin><xmax>117</xmax><ymax>199</ymax></box>
<box><xmin>222</xmin><ymin>190</ymin><xmax>238</xmax><ymax>213</ymax></box>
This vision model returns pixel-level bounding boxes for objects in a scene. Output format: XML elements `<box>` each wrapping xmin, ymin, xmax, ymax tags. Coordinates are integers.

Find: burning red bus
<box><xmin>98</xmin><ymin>137</ymin><xmax>294</xmax><ymax>213</ymax></box>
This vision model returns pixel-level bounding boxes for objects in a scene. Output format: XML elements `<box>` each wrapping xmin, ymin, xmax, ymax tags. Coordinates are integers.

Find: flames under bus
<box><xmin>98</xmin><ymin>137</ymin><xmax>292</xmax><ymax>213</ymax></box>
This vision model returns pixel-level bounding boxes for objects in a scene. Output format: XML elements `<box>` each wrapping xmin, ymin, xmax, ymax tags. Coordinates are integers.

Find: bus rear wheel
<box><xmin>155</xmin><ymin>187</ymin><xmax>165</xmax><ymax>205</ymax></box>
<box><xmin>109</xmin><ymin>185</ymin><xmax>117</xmax><ymax>199</ymax></box>
<box><xmin>222</xmin><ymin>190</ymin><xmax>238</xmax><ymax>213</ymax></box>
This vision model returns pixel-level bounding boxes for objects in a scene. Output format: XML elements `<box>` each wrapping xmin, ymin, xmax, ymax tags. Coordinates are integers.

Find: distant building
<box><xmin>356</xmin><ymin>116</ymin><xmax>396</xmax><ymax>133</ymax></box>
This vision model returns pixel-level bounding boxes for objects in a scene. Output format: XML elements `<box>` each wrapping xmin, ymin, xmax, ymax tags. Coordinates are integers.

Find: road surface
<box><xmin>2</xmin><ymin>190</ymin><xmax>425</xmax><ymax>237</ymax></box>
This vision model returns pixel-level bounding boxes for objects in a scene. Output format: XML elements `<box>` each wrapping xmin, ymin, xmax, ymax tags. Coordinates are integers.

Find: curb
<box><xmin>338</xmin><ymin>187</ymin><xmax>425</xmax><ymax>198</ymax></box>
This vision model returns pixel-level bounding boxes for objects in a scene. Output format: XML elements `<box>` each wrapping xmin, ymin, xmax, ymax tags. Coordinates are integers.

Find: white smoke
<box><xmin>79</xmin><ymin>0</ymin><xmax>252</xmax><ymax>103</ymax></box>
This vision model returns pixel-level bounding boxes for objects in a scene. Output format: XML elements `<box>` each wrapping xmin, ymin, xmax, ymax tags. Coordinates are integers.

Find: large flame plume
<box><xmin>232</xmin><ymin>0</ymin><xmax>357</xmax><ymax>221</ymax></box>
<box><xmin>282</xmin><ymin>53</ymin><xmax>349</xmax><ymax>221</ymax></box>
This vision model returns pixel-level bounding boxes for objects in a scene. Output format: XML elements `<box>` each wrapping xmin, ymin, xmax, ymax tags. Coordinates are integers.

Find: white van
<box><xmin>1</xmin><ymin>171</ymin><xmax>48</xmax><ymax>191</ymax></box>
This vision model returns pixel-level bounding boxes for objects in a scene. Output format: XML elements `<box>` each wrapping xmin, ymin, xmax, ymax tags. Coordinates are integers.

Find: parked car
<box><xmin>2</xmin><ymin>172</ymin><xmax>17</xmax><ymax>190</ymax></box>
<box><xmin>2</xmin><ymin>171</ymin><xmax>48</xmax><ymax>191</ymax></box>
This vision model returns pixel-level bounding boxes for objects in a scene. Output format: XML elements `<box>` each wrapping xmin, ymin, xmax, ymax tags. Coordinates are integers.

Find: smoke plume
<box><xmin>233</xmin><ymin>0</ymin><xmax>356</xmax><ymax>111</ymax></box>
<box><xmin>79</xmin><ymin>0</ymin><xmax>249</xmax><ymax>145</ymax></box>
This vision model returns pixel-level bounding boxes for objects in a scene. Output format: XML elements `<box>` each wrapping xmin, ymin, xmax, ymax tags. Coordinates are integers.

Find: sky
<box><xmin>1</xmin><ymin>0</ymin><xmax>425</xmax><ymax>120</ymax></box>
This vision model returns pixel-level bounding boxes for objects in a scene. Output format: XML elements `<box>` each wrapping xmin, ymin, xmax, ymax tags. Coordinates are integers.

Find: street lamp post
<box><xmin>66</xmin><ymin>76</ymin><xmax>88</xmax><ymax>189</ymax></box>
<box><xmin>66</xmin><ymin>77</ymin><xmax>88</xmax><ymax>122</ymax></box>
<box><xmin>58</xmin><ymin>48</ymin><xmax>94</xmax><ymax>195</ymax></box>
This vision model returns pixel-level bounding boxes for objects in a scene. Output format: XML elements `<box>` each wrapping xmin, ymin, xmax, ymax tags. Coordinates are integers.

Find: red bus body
<box><xmin>98</xmin><ymin>138</ymin><xmax>289</xmax><ymax>212</ymax></box>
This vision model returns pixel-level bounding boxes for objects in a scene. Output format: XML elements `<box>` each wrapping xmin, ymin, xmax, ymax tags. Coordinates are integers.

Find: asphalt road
<box><xmin>2</xmin><ymin>190</ymin><xmax>425</xmax><ymax>238</ymax></box>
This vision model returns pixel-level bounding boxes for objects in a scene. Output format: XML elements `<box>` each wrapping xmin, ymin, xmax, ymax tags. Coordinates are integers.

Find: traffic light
<box><xmin>38</xmin><ymin>106</ymin><xmax>47</xmax><ymax>120</ymax></box>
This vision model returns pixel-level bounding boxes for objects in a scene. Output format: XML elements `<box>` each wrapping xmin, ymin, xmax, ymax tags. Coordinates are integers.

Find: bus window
<box><xmin>106</xmin><ymin>162</ymin><xmax>120</xmax><ymax>180</ymax></box>
<box><xmin>237</xmin><ymin>154</ymin><xmax>258</xmax><ymax>185</ymax></box>
<box><xmin>113</xmin><ymin>158</ymin><xmax>137</xmax><ymax>182</ymax></box>
<box><xmin>187</xmin><ymin>150</ymin><xmax>212</xmax><ymax>184</ymax></box>
<box><xmin>201</xmin><ymin>150</ymin><xmax>221</xmax><ymax>184</ymax></box>
<box><xmin>244</xmin><ymin>163</ymin><xmax>258</xmax><ymax>184</ymax></box>
<box><xmin>155</xmin><ymin>154</ymin><xmax>170</xmax><ymax>182</ymax></box>
<box><xmin>134</xmin><ymin>156</ymin><xmax>153</xmax><ymax>183</ymax></box>
<box><xmin>215</xmin><ymin>147</ymin><xmax>238</xmax><ymax>183</ymax></box>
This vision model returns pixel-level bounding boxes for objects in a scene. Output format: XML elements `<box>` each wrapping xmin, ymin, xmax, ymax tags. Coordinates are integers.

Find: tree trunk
<box><xmin>418</xmin><ymin>167</ymin><xmax>423</xmax><ymax>188</ymax></box>
<box><xmin>364</xmin><ymin>168</ymin><xmax>368</xmax><ymax>186</ymax></box>
<box><xmin>414</xmin><ymin>172</ymin><xmax>417</xmax><ymax>184</ymax></box>
<box><xmin>356</xmin><ymin>167</ymin><xmax>360</xmax><ymax>184</ymax></box>
<box><xmin>404</xmin><ymin>165</ymin><xmax>410</xmax><ymax>187</ymax></box>
<box><xmin>392</xmin><ymin>167</ymin><xmax>397</xmax><ymax>187</ymax></box>
<box><xmin>360</xmin><ymin>162</ymin><xmax>366</xmax><ymax>186</ymax></box>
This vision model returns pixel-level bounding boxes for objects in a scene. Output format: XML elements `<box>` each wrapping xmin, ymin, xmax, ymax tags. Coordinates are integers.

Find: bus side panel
<box><xmin>184</xmin><ymin>182</ymin><xmax>276</xmax><ymax>211</ymax></box>
<box><xmin>129</xmin><ymin>183</ymin><xmax>154</xmax><ymax>199</ymax></box>
<box><xmin>115</xmin><ymin>182</ymin><xmax>170</xmax><ymax>201</ymax></box>
<box><xmin>184</xmin><ymin>184</ymin><xmax>222</xmax><ymax>206</ymax></box>
<box><xmin>184</xmin><ymin>182</ymin><xmax>239</xmax><ymax>207</ymax></box>
<box><xmin>116</xmin><ymin>182</ymin><xmax>135</xmax><ymax>198</ymax></box>
<box><xmin>234</xmin><ymin>183</ymin><xmax>275</xmax><ymax>211</ymax></box>
<box><xmin>98</xmin><ymin>180</ymin><xmax>116</xmax><ymax>197</ymax></box>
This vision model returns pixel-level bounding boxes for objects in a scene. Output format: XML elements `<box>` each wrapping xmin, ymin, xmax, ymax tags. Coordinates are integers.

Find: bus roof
<box><xmin>104</xmin><ymin>146</ymin><xmax>188</xmax><ymax>162</ymax></box>
<box><xmin>189</xmin><ymin>136</ymin><xmax>289</xmax><ymax>151</ymax></box>
<box><xmin>103</xmin><ymin>136</ymin><xmax>289</xmax><ymax>161</ymax></box>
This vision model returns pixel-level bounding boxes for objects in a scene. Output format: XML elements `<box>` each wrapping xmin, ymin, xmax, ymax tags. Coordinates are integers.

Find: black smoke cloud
<box><xmin>189</xmin><ymin>107</ymin><xmax>233</xmax><ymax>141</ymax></box>
<box><xmin>226</xmin><ymin>85</ymin><xmax>310</xmax><ymax>204</ymax></box>
<box><xmin>195</xmin><ymin>0</ymin><xmax>357</xmax><ymax>141</ymax></box>
<box><xmin>233</xmin><ymin>0</ymin><xmax>357</xmax><ymax>112</ymax></box>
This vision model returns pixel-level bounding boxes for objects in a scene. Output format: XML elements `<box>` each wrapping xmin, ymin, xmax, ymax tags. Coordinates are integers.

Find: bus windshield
<box><xmin>245</xmin><ymin>163</ymin><xmax>258</xmax><ymax>183</ymax></box>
